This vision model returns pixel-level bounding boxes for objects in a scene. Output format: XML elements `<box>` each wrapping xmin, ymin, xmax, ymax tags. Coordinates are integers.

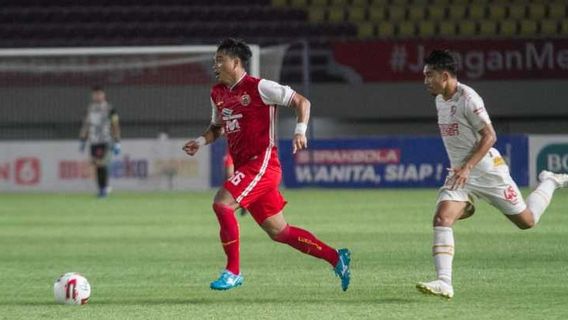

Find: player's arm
<box><xmin>449</xmin><ymin>97</ymin><xmax>495</xmax><ymax>189</ymax></box>
<box><xmin>79</xmin><ymin>113</ymin><xmax>89</xmax><ymax>152</ymax></box>
<box><xmin>289</xmin><ymin>92</ymin><xmax>311</xmax><ymax>154</ymax></box>
<box><xmin>183</xmin><ymin>98</ymin><xmax>224</xmax><ymax>156</ymax></box>
<box><xmin>183</xmin><ymin>124</ymin><xmax>223</xmax><ymax>156</ymax></box>
<box><xmin>110</xmin><ymin>109</ymin><xmax>121</xmax><ymax>143</ymax></box>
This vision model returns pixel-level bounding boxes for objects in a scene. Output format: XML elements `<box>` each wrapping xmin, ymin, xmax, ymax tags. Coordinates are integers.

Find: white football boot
<box><xmin>539</xmin><ymin>170</ymin><xmax>568</xmax><ymax>188</ymax></box>
<box><xmin>416</xmin><ymin>280</ymin><xmax>454</xmax><ymax>299</ymax></box>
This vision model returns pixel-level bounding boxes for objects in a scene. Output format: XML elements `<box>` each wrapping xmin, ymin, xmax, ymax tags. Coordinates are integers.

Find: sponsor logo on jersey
<box><xmin>450</xmin><ymin>105</ymin><xmax>457</xmax><ymax>116</ymax></box>
<box><xmin>439</xmin><ymin>123</ymin><xmax>459</xmax><ymax>136</ymax></box>
<box><xmin>216</xmin><ymin>100</ymin><xmax>224</xmax><ymax>107</ymax></box>
<box><xmin>504</xmin><ymin>185</ymin><xmax>519</xmax><ymax>203</ymax></box>
<box><xmin>240</xmin><ymin>93</ymin><xmax>251</xmax><ymax>106</ymax></box>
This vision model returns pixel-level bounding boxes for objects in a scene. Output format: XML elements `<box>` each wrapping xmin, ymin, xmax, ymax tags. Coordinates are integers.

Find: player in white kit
<box><xmin>416</xmin><ymin>50</ymin><xmax>568</xmax><ymax>299</ymax></box>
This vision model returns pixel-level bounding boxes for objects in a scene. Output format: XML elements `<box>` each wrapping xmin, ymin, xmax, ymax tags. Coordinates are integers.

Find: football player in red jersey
<box><xmin>183</xmin><ymin>38</ymin><xmax>350</xmax><ymax>291</ymax></box>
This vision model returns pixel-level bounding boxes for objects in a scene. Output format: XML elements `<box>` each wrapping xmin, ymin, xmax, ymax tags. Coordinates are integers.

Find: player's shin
<box><xmin>213</xmin><ymin>203</ymin><xmax>240</xmax><ymax>275</ymax></box>
<box><xmin>273</xmin><ymin>224</ymin><xmax>339</xmax><ymax>266</ymax></box>
<box><xmin>433</xmin><ymin>226</ymin><xmax>454</xmax><ymax>285</ymax></box>
<box><xmin>526</xmin><ymin>179</ymin><xmax>557</xmax><ymax>224</ymax></box>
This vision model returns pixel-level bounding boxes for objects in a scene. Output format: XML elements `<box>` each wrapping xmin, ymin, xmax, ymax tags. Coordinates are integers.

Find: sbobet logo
<box><xmin>536</xmin><ymin>144</ymin><xmax>568</xmax><ymax>173</ymax></box>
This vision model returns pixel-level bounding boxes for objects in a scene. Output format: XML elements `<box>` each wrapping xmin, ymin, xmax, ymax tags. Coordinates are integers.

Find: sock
<box><xmin>526</xmin><ymin>179</ymin><xmax>557</xmax><ymax>224</ymax></box>
<box><xmin>433</xmin><ymin>226</ymin><xmax>454</xmax><ymax>285</ymax></box>
<box><xmin>96</xmin><ymin>166</ymin><xmax>107</xmax><ymax>191</ymax></box>
<box><xmin>273</xmin><ymin>224</ymin><xmax>339</xmax><ymax>267</ymax></box>
<box><xmin>212</xmin><ymin>203</ymin><xmax>240</xmax><ymax>275</ymax></box>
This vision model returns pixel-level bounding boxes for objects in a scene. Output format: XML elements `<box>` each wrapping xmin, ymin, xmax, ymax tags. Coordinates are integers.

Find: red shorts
<box><xmin>224</xmin><ymin>151</ymin><xmax>286</xmax><ymax>225</ymax></box>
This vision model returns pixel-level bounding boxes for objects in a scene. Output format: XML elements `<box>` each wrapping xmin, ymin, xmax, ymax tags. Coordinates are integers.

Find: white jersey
<box><xmin>436</xmin><ymin>83</ymin><xmax>493</xmax><ymax>176</ymax></box>
<box><xmin>85</xmin><ymin>102</ymin><xmax>115</xmax><ymax>144</ymax></box>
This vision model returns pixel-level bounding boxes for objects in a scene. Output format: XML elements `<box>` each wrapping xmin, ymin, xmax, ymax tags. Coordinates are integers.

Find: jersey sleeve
<box><xmin>210</xmin><ymin>97</ymin><xmax>223</xmax><ymax>126</ymax></box>
<box><xmin>258</xmin><ymin>79</ymin><xmax>296</xmax><ymax>107</ymax></box>
<box><xmin>464</xmin><ymin>94</ymin><xmax>491</xmax><ymax>131</ymax></box>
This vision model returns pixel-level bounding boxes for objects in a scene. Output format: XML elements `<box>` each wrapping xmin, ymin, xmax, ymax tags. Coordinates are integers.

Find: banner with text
<box><xmin>0</xmin><ymin>139</ymin><xmax>210</xmax><ymax>192</ymax></box>
<box><xmin>280</xmin><ymin>136</ymin><xmax>528</xmax><ymax>188</ymax></box>
<box><xmin>529</xmin><ymin>135</ymin><xmax>568</xmax><ymax>187</ymax></box>
<box><xmin>333</xmin><ymin>39</ymin><xmax>568</xmax><ymax>82</ymax></box>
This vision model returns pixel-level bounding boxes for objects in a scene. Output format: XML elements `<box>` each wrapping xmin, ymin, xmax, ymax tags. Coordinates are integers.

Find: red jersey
<box><xmin>210</xmin><ymin>74</ymin><xmax>295</xmax><ymax>169</ymax></box>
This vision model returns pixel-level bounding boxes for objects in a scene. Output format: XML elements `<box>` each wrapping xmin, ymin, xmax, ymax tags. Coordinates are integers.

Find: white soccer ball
<box><xmin>53</xmin><ymin>272</ymin><xmax>91</xmax><ymax>305</ymax></box>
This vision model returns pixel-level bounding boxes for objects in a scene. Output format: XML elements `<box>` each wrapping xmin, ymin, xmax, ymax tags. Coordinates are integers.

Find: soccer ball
<box><xmin>53</xmin><ymin>272</ymin><xmax>91</xmax><ymax>305</ymax></box>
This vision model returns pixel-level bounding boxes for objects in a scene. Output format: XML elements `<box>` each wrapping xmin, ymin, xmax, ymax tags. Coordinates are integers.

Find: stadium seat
<box><xmin>290</xmin><ymin>0</ymin><xmax>308</xmax><ymax>7</ymax></box>
<box><xmin>309</xmin><ymin>7</ymin><xmax>326</xmax><ymax>22</ymax></box>
<box><xmin>528</xmin><ymin>3</ymin><xmax>545</xmax><ymax>20</ymax></box>
<box><xmin>272</xmin><ymin>0</ymin><xmax>287</xmax><ymax>7</ymax></box>
<box><xmin>397</xmin><ymin>21</ymin><xmax>415</xmax><ymax>37</ymax></box>
<box><xmin>311</xmin><ymin>0</ymin><xmax>328</xmax><ymax>6</ymax></box>
<box><xmin>540</xmin><ymin>19</ymin><xmax>558</xmax><ymax>36</ymax></box>
<box><xmin>327</xmin><ymin>7</ymin><xmax>345</xmax><ymax>22</ymax></box>
<box><xmin>357</xmin><ymin>22</ymin><xmax>374</xmax><ymax>38</ymax></box>
<box><xmin>408</xmin><ymin>6</ymin><xmax>425</xmax><ymax>21</ymax></box>
<box><xmin>488</xmin><ymin>4</ymin><xmax>506</xmax><ymax>20</ymax></box>
<box><xmin>370</xmin><ymin>0</ymin><xmax>388</xmax><ymax>6</ymax></box>
<box><xmin>377</xmin><ymin>21</ymin><xmax>394</xmax><ymax>37</ymax></box>
<box><xmin>368</xmin><ymin>7</ymin><xmax>385</xmax><ymax>22</ymax></box>
<box><xmin>417</xmin><ymin>21</ymin><xmax>435</xmax><ymax>37</ymax></box>
<box><xmin>508</xmin><ymin>4</ymin><xmax>526</xmax><ymax>20</ymax></box>
<box><xmin>479</xmin><ymin>20</ymin><xmax>497</xmax><ymax>36</ymax></box>
<box><xmin>458</xmin><ymin>20</ymin><xmax>476</xmax><ymax>37</ymax></box>
<box><xmin>438</xmin><ymin>21</ymin><xmax>456</xmax><ymax>37</ymax></box>
<box><xmin>499</xmin><ymin>20</ymin><xmax>517</xmax><ymax>37</ymax></box>
<box><xmin>468</xmin><ymin>4</ymin><xmax>485</xmax><ymax>20</ymax></box>
<box><xmin>562</xmin><ymin>20</ymin><xmax>568</xmax><ymax>35</ymax></box>
<box><xmin>427</xmin><ymin>6</ymin><xmax>446</xmax><ymax>21</ymax></box>
<box><xmin>330</xmin><ymin>0</ymin><xmax>347</xmax><ymax>5</ymax></box>
<box><xmin>388</xmin><ymin>6</ymin><xmax>406</xmax><ymax>21</ymax></box>
<box><xmin>519</xmin><ymin>19</ymin><xmax>537</xmax><ymax>37</ymax></box>
<box><xmin>448</xmin><ymin>5</ymin><xmax>466</xmax><ymax>20</ymax></box>
<box><xmin>547</xmin><ymin>3</ymin><xmax>565</xmax><ymax>20</ymax></box>
<box><xmin>348</xmin><ymin>7</ymin><xmax>366</xmax><ymax>22</ymax></box>
<box><xmin>351</xmin><ymin>0</ymin><xmax>367</xmax><ymax>6</ymax></box>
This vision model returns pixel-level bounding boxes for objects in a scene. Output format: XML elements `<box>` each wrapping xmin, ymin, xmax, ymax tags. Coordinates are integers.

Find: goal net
<box><xmin>0</xmin><ymin>44</ymin><xmax>289</xmax><ymax>140</ymax></box>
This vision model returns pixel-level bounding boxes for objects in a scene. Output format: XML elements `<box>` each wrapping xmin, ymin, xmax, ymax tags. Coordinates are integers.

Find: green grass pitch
<box><xmin>1</xmin><ymin>189</ymin><xmax>567</xmax><ymax>320</ymax></box>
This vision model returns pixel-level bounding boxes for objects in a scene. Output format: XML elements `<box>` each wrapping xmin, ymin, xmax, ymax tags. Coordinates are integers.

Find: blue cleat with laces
<box><xmin>334</xmin><ymin>248</ymin><xmax>351</xmax><ymax>291</ymax></box>
<box><xmin>210</xmin><ymin>270</ymin><xmax>243</xmax><ymax>291</ymax></box>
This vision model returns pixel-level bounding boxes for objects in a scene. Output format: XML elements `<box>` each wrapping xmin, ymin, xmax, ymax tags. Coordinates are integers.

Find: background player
<box><xmin>416</xmin><ymin>50</ymin><xmax>568</xmax><ymax>299</ymax></box>
<box><xmin>183</xmin><ymin>38</ymin><xmax>351</xmax><ymax>291</ymax></box>
<box><xmin>79</xmin><ymin>86</ymin><xmax>121</xmax><ymax>198</ymax></box>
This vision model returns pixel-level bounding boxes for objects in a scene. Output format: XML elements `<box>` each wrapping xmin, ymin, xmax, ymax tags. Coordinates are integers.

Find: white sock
<box><xmin>526</xmin><ymin>179</ymin><xmax>557</xmax><ymax>224</ymax></box>
<box><xmin>433</xmin><ymin>226</ymin><xmax>454</xmax><ymax>285</ymax></box>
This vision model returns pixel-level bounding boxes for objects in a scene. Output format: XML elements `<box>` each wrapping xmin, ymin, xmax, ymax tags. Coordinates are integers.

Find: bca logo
<box><xmin>15</xmin><ymin>157</ymin><xmax>41</xmax><ymax>185</ymax></box>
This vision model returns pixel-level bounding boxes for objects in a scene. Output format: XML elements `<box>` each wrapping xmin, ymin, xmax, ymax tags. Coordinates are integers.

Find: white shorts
<box><xmin>437</xmin><ymin>162</ymin><xmax>527</xmax><ymax>216</ymax></box>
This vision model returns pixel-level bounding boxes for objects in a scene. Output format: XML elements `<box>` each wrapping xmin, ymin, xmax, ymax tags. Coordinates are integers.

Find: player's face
<box><xmin>213</xmin><ymin>52</ymin><xmax>239</xmax><ymax>85</ymax></box>
<box><xmin>423</xmin><ymin>65</ymin><xmax>445</xmax><ymax>96</ymax></box>
<box><xmin>91</xmin><ymin>90</ymin><xmax>106</xmax><ymax>103</ymax></box>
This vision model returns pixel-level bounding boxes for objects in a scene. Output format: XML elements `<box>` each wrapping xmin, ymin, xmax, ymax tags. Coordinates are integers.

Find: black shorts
<box><xmin>90</xmin><ymin>143</ymin><xmax>109</xmax><ymax>161</ymax></box>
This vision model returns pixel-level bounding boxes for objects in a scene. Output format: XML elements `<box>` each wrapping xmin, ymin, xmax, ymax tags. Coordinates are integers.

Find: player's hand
<box><xmin>112</xmin><ymin>143</ymin><xmax>121</xmax><ymax>156</ymax></box>
<box><xmin>182</xmin><ymin>140</ymin><xmax>200</xmax><ymax>156</ymax></box>
<box><xmin>79</xmin><ymin>140</ymin><xmax>86</xmax><ymax>153</ymax></box>
<box><xmin>292</xmin><ymin>134</ymin><xmax>308</xmax><ymax>154</ymax></box>
<box><xmin>447</xmin><ymin>166</ymin><xmax>470</xmax><ymax>190</ymax></box>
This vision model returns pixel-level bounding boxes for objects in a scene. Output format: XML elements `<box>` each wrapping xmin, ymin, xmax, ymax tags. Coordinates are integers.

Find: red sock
<box><xmin>274</xmin><ymin>225</ymin><xmax>339</xmax><ymax>267</ymax></box>
<box><xmin>212</xmin><ymin>203</ymin><xmax>240</xmax><ymax>275</ymax></box>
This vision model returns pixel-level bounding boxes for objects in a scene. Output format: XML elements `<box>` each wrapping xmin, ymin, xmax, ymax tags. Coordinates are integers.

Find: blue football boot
<box><xmin>210</xmin><ymin>270</ymin><xmax>243</xmax><ymax>291</ymax></box>
<box><xmin>334</xmin><ymin>248</ymin><xmax>351</xmax><ymax>291</ymax></box>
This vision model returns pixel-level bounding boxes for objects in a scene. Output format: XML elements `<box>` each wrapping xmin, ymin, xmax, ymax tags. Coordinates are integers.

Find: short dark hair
<box><xmin>424</xmin><ymin>50</ymin><xmax>457</xmax><ymax>77</ymax></box>
<box><xmin>217</xmin><ymin>38</ymin><xmax>252</xmax><ymax>68</ymax></box>
<box><xmin>91</xmin><ymin>85</ymin><xmax>104</xmax><ymax>92</ymax></box>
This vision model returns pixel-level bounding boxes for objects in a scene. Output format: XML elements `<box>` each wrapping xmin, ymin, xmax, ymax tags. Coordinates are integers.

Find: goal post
<box><xmin>0</xmin><ymin>44</ymin><xmax>288</xmax><ymax>140</ymax></box>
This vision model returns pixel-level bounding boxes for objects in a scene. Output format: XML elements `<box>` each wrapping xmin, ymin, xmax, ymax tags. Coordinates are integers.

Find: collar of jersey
<box><xmin>228</xmin><ymin>72</ymin><xmax>247</xmax><ymax>91</ymax></box>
